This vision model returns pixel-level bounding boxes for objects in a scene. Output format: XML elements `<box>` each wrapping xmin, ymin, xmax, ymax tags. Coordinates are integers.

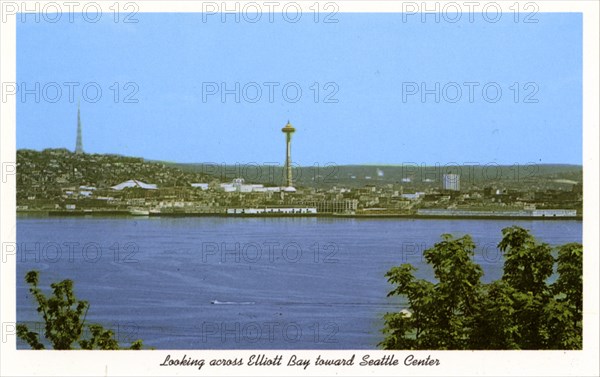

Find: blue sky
<box><xmin>16</xmin><ymin>12</ymin><xmax>582</xmax><ymax>165</ymax></box>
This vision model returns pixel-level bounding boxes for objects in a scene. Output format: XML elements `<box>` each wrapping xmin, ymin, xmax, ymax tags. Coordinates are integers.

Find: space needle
<box><xmin>281</xmin><ymin>120</ymin><xmax>296</xmax><ymax>189</ymax></box>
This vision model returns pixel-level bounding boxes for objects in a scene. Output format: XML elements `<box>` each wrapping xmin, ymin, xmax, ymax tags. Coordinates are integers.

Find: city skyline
<box><xmin>16</xmin><ymin>12</ymin><xmax>582</xmax><ymax>165</ymax></box>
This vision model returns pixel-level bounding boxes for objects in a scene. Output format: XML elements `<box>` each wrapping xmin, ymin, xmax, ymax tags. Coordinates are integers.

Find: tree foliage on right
<box><xmin>380</xmin><ymin>226</ymin><xmax>582</xmax><ymax>350</ymax></box>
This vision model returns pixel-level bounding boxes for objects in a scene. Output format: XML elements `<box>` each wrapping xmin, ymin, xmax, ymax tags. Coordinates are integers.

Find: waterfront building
<box><xmin>227</xmin><ymin>207</ymin><xmax>317</xmax><ymax>215</ymax></box>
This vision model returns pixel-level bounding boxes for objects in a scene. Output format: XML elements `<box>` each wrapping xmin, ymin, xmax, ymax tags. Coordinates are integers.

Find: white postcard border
<box><xmin>1</xmin><ymin>1</ymin><xmax>598</xmax><ymax>376</ymax></box>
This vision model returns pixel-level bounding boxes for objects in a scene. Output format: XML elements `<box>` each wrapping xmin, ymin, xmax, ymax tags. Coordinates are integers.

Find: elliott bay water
<box><xmin>16</xmin><ymin>217</ymin><xmax>581</xmax><ymax>349</ymax></box>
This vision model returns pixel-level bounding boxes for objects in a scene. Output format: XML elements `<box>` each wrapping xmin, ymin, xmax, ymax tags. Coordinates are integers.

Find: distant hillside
<box><xmin>171</xmin><ymin>162</ymin><xmax>582</xmax><ymax>191</ymax></box>
<box><xmin>17</xmin><ymin>149</ymin><xmax>216</xmax><ymax>199</ymax></box>
<box><xmin>17</xmin><ymin>148</ymin><xmax>582</xmax><ymax>197</ymax></box>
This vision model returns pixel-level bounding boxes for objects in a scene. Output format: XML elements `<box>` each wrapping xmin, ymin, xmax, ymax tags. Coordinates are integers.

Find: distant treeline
<box><xmin>171</xmin><ymin>162</ymin><xmax>582</xmax><ymax>189</ymax></box>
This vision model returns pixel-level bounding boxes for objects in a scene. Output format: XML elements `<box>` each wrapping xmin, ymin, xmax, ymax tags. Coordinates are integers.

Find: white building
<box><xmin>111</xmin><ymin>179</ymin><xmax>158</xmax><ymax>190</ymax></box>
<box><xmin>227</xmin><ymin>207</ymin><xmax>317</xmax><ymax>215</ymax></box>
<box><xmin>442</xmin><ymin>174</ymin><xmax>460</xmax><ymax>191</ymax></box>
<box><xmin>220</xmin><ymin>184</ymin><xmax>237</xmax><ymax>192</ymax></box>
<box><xmin>532</xmin><ymin>209</ymin><xmax>577</xmax><ymax>217</ymax></box>
<box><xmin>218</xmin><ymin>178</ymin><xmax>285</xmax><ymax>193</ymax></box>
<box><xmin>401</xmin><ymin>192</ymin><xmax>425</xmax><ymax>200</ymax></box>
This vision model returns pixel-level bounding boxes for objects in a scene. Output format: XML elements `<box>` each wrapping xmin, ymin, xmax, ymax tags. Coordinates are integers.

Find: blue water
<box><xmin>16</xmin><ymin>217</ymin><xmax>582</xmax><ymax>349</ymax></box>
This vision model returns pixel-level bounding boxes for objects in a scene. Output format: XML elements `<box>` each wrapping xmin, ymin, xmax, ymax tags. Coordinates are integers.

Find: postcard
<box><xmin>1</xmin><ymin>1</ymin><xmax>598</xmax><ymax>376</ymax></box>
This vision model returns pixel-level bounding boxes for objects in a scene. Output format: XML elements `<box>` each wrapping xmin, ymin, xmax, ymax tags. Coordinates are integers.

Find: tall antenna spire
<box><xmin>75</xmin><ymin>100</ymin><xmax>84</xmax><ymax>154</ymax></box>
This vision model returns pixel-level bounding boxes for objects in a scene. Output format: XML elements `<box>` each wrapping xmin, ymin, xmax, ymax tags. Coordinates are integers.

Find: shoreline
<box><xmin>17</xmin><ymin>210</ymin><xmax>582</xmax><ymax>221</ymax></box>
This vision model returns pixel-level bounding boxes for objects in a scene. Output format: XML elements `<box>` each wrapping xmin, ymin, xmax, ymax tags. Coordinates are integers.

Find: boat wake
<box><xmin>211</xmin><ymin>300</ymin><xmax>256</xmax><ymax>305</ymax></box>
